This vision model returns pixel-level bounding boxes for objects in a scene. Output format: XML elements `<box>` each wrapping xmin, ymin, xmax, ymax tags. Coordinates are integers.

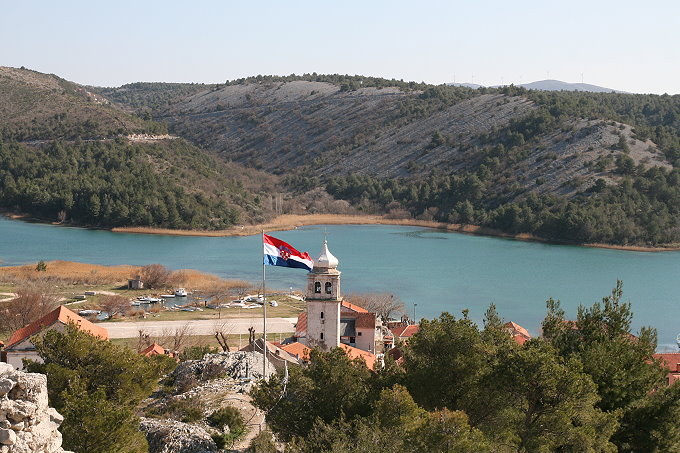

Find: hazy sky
<box><xmin>2</xmin><ymin>1</ymin><xmax>678</xmax><ymax>94</ymax></box>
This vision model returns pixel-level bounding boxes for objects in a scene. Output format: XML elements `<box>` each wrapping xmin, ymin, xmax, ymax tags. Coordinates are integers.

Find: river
<box><xmin>1</xmin><ymin>217</ymin><xmax>679</xmax><ymax>349</ymax></box>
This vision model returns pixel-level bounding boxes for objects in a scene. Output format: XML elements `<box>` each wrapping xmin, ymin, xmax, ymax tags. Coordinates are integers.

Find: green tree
<box><xmin>251</xmin><ymin>347</ymin><xmax>374</xmax><ymax>440</ymax></box>
<box><xmin>542</xmin><ymin>282</ymin><xmax>669</xmax><ymax>450</ymax></box>
<box><xmin>403</xmin><ymin>311</ymin><xmax>490</xmax><ymax>414</ymax></box>
<box><xmin>485</xmin><ymin>340</ymin><xmax>618</xmax><ymax>452</ymax></box>
<box><xmin>27</xmin><ymin>323</ymin><xmax>163</xmax><ymax>453</ymax></box>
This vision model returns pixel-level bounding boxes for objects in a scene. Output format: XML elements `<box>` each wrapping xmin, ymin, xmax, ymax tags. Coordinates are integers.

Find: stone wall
<box><xmin>0</xmin><ymin>363</ymin><xmax>70</xmax><ymax>453</ymax></box>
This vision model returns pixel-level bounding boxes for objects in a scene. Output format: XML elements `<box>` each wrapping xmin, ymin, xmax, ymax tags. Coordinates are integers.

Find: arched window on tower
<box><xmin>325</xmin><ymin>282</ymin><xmax>332</xmax><ymax>294</ymax></box>
<box><xmin>314</xmin><ymin>282</ymin><xmax>321</xmax><ymax>293</ymax></box>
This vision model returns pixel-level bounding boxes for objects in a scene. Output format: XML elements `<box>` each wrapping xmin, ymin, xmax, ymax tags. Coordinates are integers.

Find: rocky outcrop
<box><xmin>172</xmin><ymin>351</ymin><xmax>275</xmax><ymax>394</ymax></box>
<box><xmin>140</xmin><ymin>418</ymin><xmax>217</xmax><ymax>453</ymax></box>
<box><xmin>0</xmin><ymin>363</ymin><xmax>70</xmax><ymax>453</ymax></box>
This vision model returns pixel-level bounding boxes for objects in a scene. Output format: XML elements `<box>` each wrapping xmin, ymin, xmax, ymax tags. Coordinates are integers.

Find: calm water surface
<box><xmin>1</xmin><ymin>217</ymin><xmax>679</xmax><ymax>349</ymax></box>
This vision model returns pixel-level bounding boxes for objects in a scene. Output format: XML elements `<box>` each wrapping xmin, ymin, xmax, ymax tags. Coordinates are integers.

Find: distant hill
<box><xmin>518</xmin><ymin>79</ymin><xmax>625</xmax><ymax>93</ymax></box>
<box><xmin>448</xmin><ymin>79</ymin><xmax>625</xmax><ymax>93</ymax></box>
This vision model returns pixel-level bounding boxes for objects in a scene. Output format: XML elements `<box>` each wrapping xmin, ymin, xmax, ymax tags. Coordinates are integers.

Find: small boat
<box><xmin>289</xmin><ymin>295</ymin><xmax>305</xmax><ymax>301</ymax></box>
<box><xmin>130</xmin><ymin>301</ymin><xmax>141</xmax><ymax>307</ymax></box>
<box><xmin>138</xmin><ymin>296</ymin><xmax>161</xmax><ymax>303</ymax></box>
<box><xmin>160</xmin><ymin>294</ymin><xmax>176</xmax><ymax>298</ymax></box>
<box><xmin>270</xmin><ymin>300</ymin><xmax>278</xmax><ymax>307</ymax></box>
<box><xmin>79</xmin><ymin>309</ymin><xmax>101</xmax><ymax>315</ymax></box>
<box><xmin>174</xmin><ymin>288</ymin><xmax>188</xmax><ymax>297</ymax></box>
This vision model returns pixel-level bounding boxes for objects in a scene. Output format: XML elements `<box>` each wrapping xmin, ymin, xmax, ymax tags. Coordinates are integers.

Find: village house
<box><xmin>2</xmin><ymin>305</ymin><xmax>109</xmax><ymax>369</ymax></box>
<box><xmin>139</xmin><ymin>342</ymin><xmax>179</xmax><ymax>360</ymax></box>
<box><xmin>653</xmin><ymin>353</ymin><xmax>680</xmax><ymax>386</ymax></box>
<box><xmin>505</xmin><ymin>321</ymin><xmax>532</xmax><ymax>345</ymax></box>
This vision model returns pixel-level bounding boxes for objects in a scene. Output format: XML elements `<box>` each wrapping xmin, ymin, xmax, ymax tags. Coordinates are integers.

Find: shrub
<box><xmin>248</xmin><ymin>430</ymin><xmax>277</xmax><ymax>453</ymax></box>
<box><xmin>207</xmin><ymin>406</ymin><xmax>245</xmax><ymax>433</ymax></box>
<box><xmin>180</xmin><ymin>345</ymin><xmax>219</xmax><ymax>361</ymax></box>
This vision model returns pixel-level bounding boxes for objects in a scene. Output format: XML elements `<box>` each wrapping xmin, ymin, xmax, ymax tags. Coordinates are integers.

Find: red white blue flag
<box><xmin>263</xmin><ymin>234</ymin><xmax>313</xmax><ymax>271</ymax></box>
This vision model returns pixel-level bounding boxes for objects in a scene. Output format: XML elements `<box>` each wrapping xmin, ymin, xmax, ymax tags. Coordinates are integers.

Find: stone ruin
<box><xmin>0</xmin><ymin>362</ymin><xmax>70</xmax><ymax>453</ymax></box>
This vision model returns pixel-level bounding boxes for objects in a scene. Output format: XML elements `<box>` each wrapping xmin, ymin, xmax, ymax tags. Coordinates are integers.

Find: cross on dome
<box><xmin>314</xmin><ymin>239</ymin><xmax>339</xmax><ymax>269</ymax></box>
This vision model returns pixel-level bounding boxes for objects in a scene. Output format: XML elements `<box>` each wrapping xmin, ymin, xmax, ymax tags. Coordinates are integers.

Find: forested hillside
<box><xmin>5</xmin><ymin>67</ymin><xmax>680</xmax><ymax>245</ymax></box>
<box><xmin>109</xmin><ymin>74</ymin><xmax>680</xmax><ymax>246</ymax></box>
<box><xmin>0</xmin><ymin>67</ymin><xmax>280</xmax><ymax>229</ymax></box>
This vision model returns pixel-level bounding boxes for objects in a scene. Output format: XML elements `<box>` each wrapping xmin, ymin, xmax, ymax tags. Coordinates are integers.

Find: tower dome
<box><xmin>314</xmin><ymin>239</ymin><xmax>339</xmax><ymax>270</ymax></box>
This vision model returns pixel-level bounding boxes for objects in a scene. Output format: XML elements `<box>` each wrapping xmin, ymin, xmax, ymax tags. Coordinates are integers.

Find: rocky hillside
<box><xmin>6</xmin><ymin>68</ymin><xmax>680</xmax><ymax>245</ymax></box>
<box><xmin>0</xmin><ymin>67</ymin><xmax>284</xmax><ymax>229</ymax></box>
<box><xmin>142</xmin><ymin>80</ymin><xmax>669</xmax><ymax>202</ymax></box>
<box><xmin>0</xmin><ymin>66</ymin><xmax>158</xmax><ymax>140</ymax></box>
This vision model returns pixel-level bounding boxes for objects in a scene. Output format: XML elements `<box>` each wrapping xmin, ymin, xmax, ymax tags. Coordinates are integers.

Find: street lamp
<box><xmin>413</xmin><ymin>303</ymin><xmax>418</xmax><ymax>323</ymax></box>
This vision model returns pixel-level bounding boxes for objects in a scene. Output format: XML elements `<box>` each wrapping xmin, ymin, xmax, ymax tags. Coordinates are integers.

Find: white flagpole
<box><xmin>262</xmin><ymin>231</ymin><xmax>267</xmax><ymax>377</ymax></box>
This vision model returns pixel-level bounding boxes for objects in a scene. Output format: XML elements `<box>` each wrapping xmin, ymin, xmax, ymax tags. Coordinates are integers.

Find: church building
<box><xmin>298</xmin><ymin>239</ymin><xmax>382</xmax><ymax>357</ymax></box>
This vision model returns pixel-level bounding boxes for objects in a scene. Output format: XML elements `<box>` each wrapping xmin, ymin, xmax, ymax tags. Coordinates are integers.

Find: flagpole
<box><xmin>262</xmin><ymin>230</ymin><xmax>267</xmax><ymax>378</ymax></box>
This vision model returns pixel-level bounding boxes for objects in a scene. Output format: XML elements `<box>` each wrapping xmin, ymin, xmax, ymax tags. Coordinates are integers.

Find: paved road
<box><xmin>104</xmin><ymin>317</ymin><xmax>299</xmax><ymax>338</ymax></box>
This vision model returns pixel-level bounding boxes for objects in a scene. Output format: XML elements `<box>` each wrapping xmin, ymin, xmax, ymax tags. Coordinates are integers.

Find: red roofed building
<box><xmin>390</xmin><ymin>324</ymin><xmax>420</xmax><ymax>343</ymax></box>
<box><xmin>341</xmin><ymin>301</ymin><xmax>369</xmax><ymax>313</ymax></box>
<box><xmin>654</xmin><ymin>353</ymin><xmax>680</xmax><ymax>386</ymax></box>
<box><xmin>505</xmin><ymin>321</ymin><xmax>531</xmax><ymax>345</ymax></box>
<box><xmin>280</xmin><ymin>342</ymin><xmax>312</xmax><ymax>363</ymax></box>
<box><xmin>340</xmin><ymin>344</ymin><xmax>377</xmax><ymax>370</ymax></box>
<box><xmin>3</xmin><ymin>305</ymin><xmax>109</xmax><ymax>369</ymax></box>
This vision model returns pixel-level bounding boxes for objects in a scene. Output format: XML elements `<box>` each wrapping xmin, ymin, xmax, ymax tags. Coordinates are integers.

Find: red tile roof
<box><xmin>355</xmin><ymin>312</ymin><xmax>376</xmax><ymax>329</ymax></box>
<box><xmin>140</xmin><ymin>342</ymin><xmax>166</xmax><ymax>357</ymax></box>
<box><xmin>341</xmin><ymin>301</ymin><xmax>368</xmax><ymax>313</ymax></box>
<box><xmin>654</xmin><ymin>353</ymin><xmax>680</xmax><ymax>373</ymax></box>
<box><xmin>391</xmin><ymin>325</ymin><xmax>420</xmax><ymax>338</ymax></box>
<box><xmin>504</xmin><ymin>321</ymin><xmax>531</xmax><ymax>345</ymax></box>
<box><xmin>6</xmin><ymin>305</ymin><xmax>108</xmax><ymax>348</ymax></box>
<box><xmin>295</xmin><ymin>312</ymin><xmax>307</xmax><ymax>338</ymax></box>
<box><xmin>280</xmin><ymin>342</ymin><xmax>312</xmax><ymax>361</ymax></box>
<box><xmin>654</xmin><ymin>353</ymin><xmax>680</xmax><ymax>385</ymax></box>
<box><xmin>505</xmin><ymin>321</ymin><xmax>530</xmax><ymax>338</ymax></box>
<box><xmin>340</xmin><ymin>344</ymin><xmax>376</xmax><ymax>370</ymax></box>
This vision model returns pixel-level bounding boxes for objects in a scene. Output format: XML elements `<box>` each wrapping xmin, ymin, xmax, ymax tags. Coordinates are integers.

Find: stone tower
<box><xmin>305</xmin><ymin>240</ymin><xmax>342</xmax><ymax>350</ymax></box>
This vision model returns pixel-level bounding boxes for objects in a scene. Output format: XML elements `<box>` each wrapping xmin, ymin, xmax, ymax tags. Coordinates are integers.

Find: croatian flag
<box><xmin>263</xmin><ymin>234</ymin><xmax>314</xmax><ymax>271</ymax></box>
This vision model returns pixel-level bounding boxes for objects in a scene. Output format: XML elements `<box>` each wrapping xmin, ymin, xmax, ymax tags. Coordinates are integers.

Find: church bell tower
<box><xmin>305</xmin><ymin>240</ymin><xmax>342</xmax><ymax>350</ymax></box>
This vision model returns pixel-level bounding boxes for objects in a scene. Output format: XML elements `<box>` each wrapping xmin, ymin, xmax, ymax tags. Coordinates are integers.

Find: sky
<box><xmin>1</xmin><ymin>0</ymin><xmax>678</xmax><ymax>94</ymax></box>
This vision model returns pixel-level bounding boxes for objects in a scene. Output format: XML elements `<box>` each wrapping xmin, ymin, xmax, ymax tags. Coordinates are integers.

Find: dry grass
<box><xmin>0</xmin><ymin>260</ymin><xmax>252</xmax><ymax>290</ymax></box>
<box><xmin>0</xmin><ymin>260</ymin><xmax>137</xmax><ymax>285</ymax></box>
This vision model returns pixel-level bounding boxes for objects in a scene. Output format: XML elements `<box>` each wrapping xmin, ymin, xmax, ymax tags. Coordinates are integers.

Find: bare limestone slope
<box><xmin>160</xmin><ymin>81</ymin><xmax>670</xmax><ymax>200</ymax></box>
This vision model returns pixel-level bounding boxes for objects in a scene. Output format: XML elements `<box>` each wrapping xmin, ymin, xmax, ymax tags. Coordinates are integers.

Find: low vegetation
<box><xmin>27</xmin><ymin>324</ymin><xmax>176</xmax><ymax>453</ymax></box>
<box><xmin>253</xmin><ymin>282</ymin><xmax>680</xmax><ymax>452</ymax></box>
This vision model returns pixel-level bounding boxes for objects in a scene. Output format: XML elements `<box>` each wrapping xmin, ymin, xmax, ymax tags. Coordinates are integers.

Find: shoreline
<box><xmin>111</xmin><ymin>214</ymin><xmax>680</xmax><ymax>253</ymax></box>
<box><xmin>4</xmin><ymin>212</ymin><xmax>680</xmax><ymax>253</ymax></box>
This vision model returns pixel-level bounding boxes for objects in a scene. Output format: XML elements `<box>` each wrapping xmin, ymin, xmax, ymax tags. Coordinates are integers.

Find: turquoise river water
<box><xmin>1</xmin><ymin>216</ymin><xmax>679</xmax><ymax>349</ymax></box>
